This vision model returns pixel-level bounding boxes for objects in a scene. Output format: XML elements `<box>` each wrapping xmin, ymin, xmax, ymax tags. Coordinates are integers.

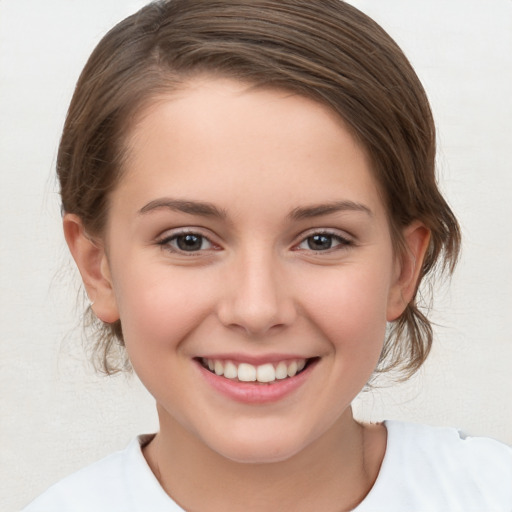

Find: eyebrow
<box><xmin>288</xmin><ymin>200</ymin><xmax>373</xmax><ymax>220</ymax></box>
<box><xmin>138</xmin><ymin>198</ymin><xmax>372</xmax><ymax>221</ymax></box>
<box><xmin>139</xmin><ymin>198</ymin><xmax>227</xmax><ymax>219</ymax></box>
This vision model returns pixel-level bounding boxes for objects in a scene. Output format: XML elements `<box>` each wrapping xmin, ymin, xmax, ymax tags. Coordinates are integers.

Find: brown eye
<box><xmin>159</xmin><ymin>232</ymin><xmax>214</xmax><ymax>253</ymax></box>
<box><xmin>175</xmin><ymin>234</ymin><xmax>205</xmax><ymax>251</ymax></box>
<box><xmin>296</xmin><ymin>232</ymin><xmax>352</xmax><ymax>252</ymax></box>
<box><xmin>307</xmin><ymin>234</ymin><xmax>334</xmax><ymax>251</ymax></box>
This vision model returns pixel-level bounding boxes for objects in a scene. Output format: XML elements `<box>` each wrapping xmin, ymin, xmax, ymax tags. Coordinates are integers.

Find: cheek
<box><xmin>113</xmin><ymin>265</ymin><xmax>216</xmax><ymax>355</ymax></box>
<box><xmin>112</xmin><ymin>266</ymin><xmax>219</xmax><ymax>420</ymax></box>
<box><xmin>301</xmin><ymin>264</ymin><xmax>391</xmax><ymax>355</ymax></box>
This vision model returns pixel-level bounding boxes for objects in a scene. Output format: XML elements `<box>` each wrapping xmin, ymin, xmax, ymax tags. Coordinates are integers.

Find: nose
<box><xmin>216</xmin><ymin>250</ymin><xmax>296</xmax><ymax>337</ymax></box>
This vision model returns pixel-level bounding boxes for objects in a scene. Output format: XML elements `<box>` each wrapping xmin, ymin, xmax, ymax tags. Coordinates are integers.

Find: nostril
<box><xmin>216</xmin><ymin>267</ymin><xmax>296</xmax><ymax>335</ymax></box>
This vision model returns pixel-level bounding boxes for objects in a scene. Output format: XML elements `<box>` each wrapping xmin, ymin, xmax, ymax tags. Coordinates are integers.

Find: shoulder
<box><xmin>22</xmin><ymin>435</ymin><xmax>181</xmax><ymax>512</ymax></box>
<box><xmin>357</xmin><ymin>421</ymin><xmax>512</xmax><ymax>512</ymax></box>
<box><xmin>385</xmin><ymin>421</ymin><xmax>512</xmax><ymax>462</ymax></box>
<box><xmin>387</xmin><ymin>420</ymin><xmax>512</xmax><ymax>475</ymax></box>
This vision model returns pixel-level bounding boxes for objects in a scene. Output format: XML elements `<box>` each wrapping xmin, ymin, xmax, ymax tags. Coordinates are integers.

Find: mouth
<box><xmin>198</xmin><ymin>357</ymin><xmax>316</xmax><ymax>384</ymax></box>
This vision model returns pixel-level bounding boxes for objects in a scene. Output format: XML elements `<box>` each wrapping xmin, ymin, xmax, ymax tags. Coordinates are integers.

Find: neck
<box><xmin>143</xmin><ymin>406</ymin><xmax>385</xmax><ymax>512</ymax></box>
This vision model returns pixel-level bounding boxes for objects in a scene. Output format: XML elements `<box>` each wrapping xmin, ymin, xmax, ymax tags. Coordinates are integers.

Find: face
<box><xmin>84</xmin><ymin>78</ymin><xmax>414</xmax><ymax>463</ymax></box>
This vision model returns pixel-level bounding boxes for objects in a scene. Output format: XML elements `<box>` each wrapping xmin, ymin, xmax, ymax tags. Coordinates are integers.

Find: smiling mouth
<box><xmin>198</xmin><ymin>358</ymin><xmax>316</xmax><ymax>384</ymax></box>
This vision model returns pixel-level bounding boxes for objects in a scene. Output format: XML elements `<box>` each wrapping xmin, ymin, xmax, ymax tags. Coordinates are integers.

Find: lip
<box><xmin>197</xmin><ymin>353</ymin><xmax>310</xmax><ymax>366</ymax></box>
<box><xmin>195</xmin><ymin>357</ymin><xmax>318</xmax><ymax>404</ymax></box>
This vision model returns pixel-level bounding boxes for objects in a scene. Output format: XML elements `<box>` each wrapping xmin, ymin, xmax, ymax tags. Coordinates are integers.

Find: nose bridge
<box><xmin>218</xmin><ymin>244</ymin><xmax>294</xmax><ymax>336</ymax></box>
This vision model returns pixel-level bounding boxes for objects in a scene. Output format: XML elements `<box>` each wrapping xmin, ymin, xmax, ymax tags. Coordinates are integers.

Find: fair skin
<box><xmin>65</xmin><ymin>78</ymin><xmax>430</xmax><ymax>511</ymax></box>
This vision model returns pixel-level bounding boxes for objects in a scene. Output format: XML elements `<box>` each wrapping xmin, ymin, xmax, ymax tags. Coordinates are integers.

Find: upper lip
<box><xmin>195</xmin><ymin>353</ymin><xmax>316</xmax><ymax>365</ymax></box>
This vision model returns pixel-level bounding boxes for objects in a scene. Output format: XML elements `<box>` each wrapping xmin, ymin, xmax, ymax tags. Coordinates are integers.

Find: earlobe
<box><xmin>63</xmin><ymin>214</ymin><xmax>120</xmax><ymax>323</ymax></box>
<box><xmin>387</xmin><ymin>221</ymin><xmax>431</xmax><ymax>322</ymax></box>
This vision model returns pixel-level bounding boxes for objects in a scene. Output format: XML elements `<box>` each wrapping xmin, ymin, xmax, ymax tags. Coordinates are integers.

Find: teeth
<box><xmin>214</xmin><ymin>360</ymin><xmax>224</xmax><ymax>376</ymax></box>
<box><xmin>275</xmin><ymin>361</ymin><xmax>288</xmax><ymax>380</ymax></box>
<box><xmin>287</xmin><ymin>361</ymin><xmax>298</xmax><ymax>377</ymax></box>
<box><xmin>202</xmin><ymin>358</ymin><xmax>308</xmax><ymax>383</ymax></box>
<box><xmin>238</xmin><ymin>363</ymin><xmax>257</xmax><ymax>382</ymax></box>
<box><xmin>224</xmin><ymin>361</ymin><xmax>238</xmax><ymax>379</ymax></box>
<box><xmin>256</xmin><ymin>363</ymin><xmax>275</xmax><ymax>383</ymax></box>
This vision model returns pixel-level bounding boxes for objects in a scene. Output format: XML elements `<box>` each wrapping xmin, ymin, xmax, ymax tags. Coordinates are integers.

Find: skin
<box><xmin>65</xmin><ymin>78</ymin><xmax>430</xmax><ymax>511</ymax></box>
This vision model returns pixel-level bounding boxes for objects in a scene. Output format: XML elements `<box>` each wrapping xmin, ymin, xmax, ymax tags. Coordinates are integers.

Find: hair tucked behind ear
<box><xmin>59</xmin><ymin>0</ymin><xmax>460</xmax><ymax>377</ymax></box>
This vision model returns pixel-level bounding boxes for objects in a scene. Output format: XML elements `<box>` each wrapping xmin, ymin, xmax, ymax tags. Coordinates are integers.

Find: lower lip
<box><xmin>196</xmin><ymin>360</ymin><xmax>317</xmax><ymax>404</ymax></box>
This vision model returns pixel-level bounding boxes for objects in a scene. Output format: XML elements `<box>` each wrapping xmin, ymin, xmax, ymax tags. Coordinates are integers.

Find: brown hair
<box><xmin>58</xmin><ymin>0</ymin><xmax>460</xmax><ymax>378</ymax></box>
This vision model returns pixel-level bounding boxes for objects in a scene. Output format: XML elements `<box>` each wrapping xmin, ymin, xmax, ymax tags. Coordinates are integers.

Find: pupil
<box><xmin>177</xmin><ymin>234</ymin><xmax>202</xmax><ymax>251</ymax></box>
<box><xmin>308</xmin><ymin>235</ymin><xmax>332</xmax><ymax>250</ymax></box>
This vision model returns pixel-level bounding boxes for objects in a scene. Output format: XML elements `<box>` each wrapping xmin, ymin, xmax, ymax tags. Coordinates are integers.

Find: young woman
<box><xmin>23</xmin><ymin>1</ymin><xmax>512</xmax><ymax>510</ymax></box>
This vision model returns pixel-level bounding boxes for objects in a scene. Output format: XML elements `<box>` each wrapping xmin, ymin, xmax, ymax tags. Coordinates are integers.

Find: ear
<box><xmin>387</xmin><ymin>221</ymin><xmax>431</xmax><ymax>322</ymax></box>
<box><xmin>63</xmin><ymin>214</ymin><xmax>120</xmax><ymax>323</ymax></box>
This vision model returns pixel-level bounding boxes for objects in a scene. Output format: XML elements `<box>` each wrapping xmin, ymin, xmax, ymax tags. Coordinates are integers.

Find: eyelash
<box><xmin>294</xmin><ymin>231</ymin><xmax>353</xmax><ymax>253</ymax></box>
<box><xmin>156</xmin><ymin>229</ymin><xmax>353</xmax><ymax>255</ymax></box>
<box><xmin>156</xmin><ymin>230</ymin><xmax>217</xmax><ymax>255</ymax></box>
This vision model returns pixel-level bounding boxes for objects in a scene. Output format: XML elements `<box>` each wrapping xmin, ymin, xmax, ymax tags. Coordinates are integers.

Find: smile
<box><xmin>200</xmin><ymin>358</ymin><xmax>309</xmax><ymax>383</ymax></box>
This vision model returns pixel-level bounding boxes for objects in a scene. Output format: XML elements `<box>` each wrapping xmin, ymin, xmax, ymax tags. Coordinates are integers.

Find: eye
<box><xmin>296</xmin><ymin>232</ymin><xmax>352</xmax><ymax>252</ymax></box>
<box><xmin>158</xmin><ymin>232</ymin><xmax>214</xmax><ymax>253</ymax></box>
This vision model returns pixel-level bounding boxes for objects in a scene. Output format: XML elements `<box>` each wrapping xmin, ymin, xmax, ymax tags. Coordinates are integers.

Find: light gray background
<box><xmin>1</xmin><ymin>1</ymin><xmax>511</xmax><ymax>510</ymax></box>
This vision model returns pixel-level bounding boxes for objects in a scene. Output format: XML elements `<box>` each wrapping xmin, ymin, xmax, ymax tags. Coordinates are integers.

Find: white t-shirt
<box><xmin>22</xmin><ymin>421</ymin><xmax>512</xmax><ymax>512</ymax></box>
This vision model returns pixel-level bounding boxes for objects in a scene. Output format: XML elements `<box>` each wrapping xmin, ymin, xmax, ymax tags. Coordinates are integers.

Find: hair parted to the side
<box><xmin>58</xmin><ymin>0</ymin><xmax>460</xmax><ymax>379</ymax></box>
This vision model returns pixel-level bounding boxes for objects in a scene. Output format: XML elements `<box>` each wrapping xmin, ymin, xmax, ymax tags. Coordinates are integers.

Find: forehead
<box><xmin>116</xmin><ymin>77</ymin><xmax>385</xmax><ymax>221</ymax></box>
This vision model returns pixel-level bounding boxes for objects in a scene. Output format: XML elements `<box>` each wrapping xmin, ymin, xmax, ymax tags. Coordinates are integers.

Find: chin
<box><xmin>203</xmin><ymin>426</ymin><xmax>313</xmax><ymax>465</ymax></box>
